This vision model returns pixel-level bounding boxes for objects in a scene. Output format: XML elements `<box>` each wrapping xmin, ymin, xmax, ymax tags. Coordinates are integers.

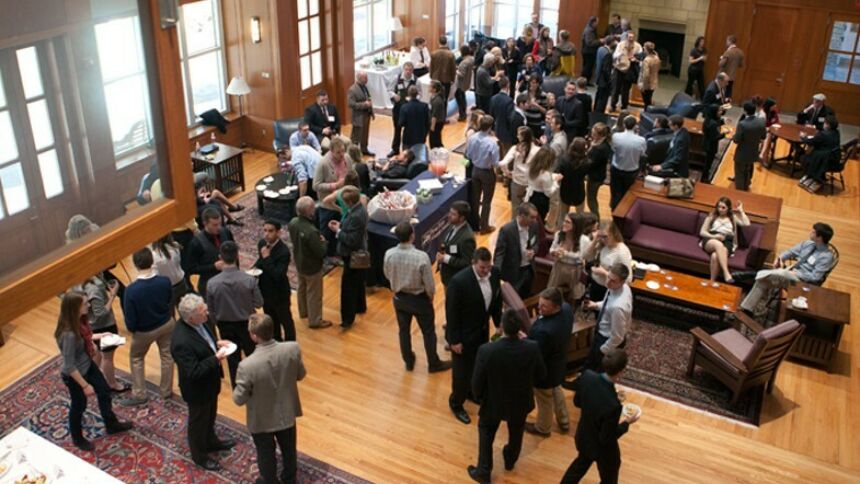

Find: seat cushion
<box><xmin>629</xmin><ymin>226</ymin><xmax>709</xmax><ymax>262</ymax></box>
<box><xmin>697</xmin><ymin>328</ymin><xmax>752</xmax><ymax>374</ymax></box>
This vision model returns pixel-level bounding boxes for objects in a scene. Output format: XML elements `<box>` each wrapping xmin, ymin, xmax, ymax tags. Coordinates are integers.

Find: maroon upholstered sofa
<box><xmin>620</xmin><ymin>198</ymin><xmax>770</xmax><ymax>275</ymax></box>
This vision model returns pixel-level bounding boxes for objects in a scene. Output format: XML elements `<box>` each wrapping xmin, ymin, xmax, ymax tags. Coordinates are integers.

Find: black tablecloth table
<box><xmin>367</xmin><ymin>171</ymin><xmax>469</xmax><ymax>287</ymax></box>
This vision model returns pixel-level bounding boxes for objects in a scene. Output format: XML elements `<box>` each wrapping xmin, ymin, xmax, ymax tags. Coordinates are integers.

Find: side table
<box><xmin>191</xmin><ymin>142</ymin><xmax>245</xmax><ymax>194</ymax></box>
<box><xmin>781</xmin><ymin>283</ymin><xmax>850</xmax><ymax>372</ymax></box>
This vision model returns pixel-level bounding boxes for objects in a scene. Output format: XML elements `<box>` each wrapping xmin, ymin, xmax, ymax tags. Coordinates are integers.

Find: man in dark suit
<box><xmin>467</xmin><ymin>309</ymin><xmax>546</xmax><ymax>483</ymax></box>
<box><xmin>303</xmin><ymin>90</ymin><xmax>341</xmax><ymax>149</ymax></box>
<box><xmin>557</xmin><ymin>80</ymin><xmax>587</xmax><ymax>138</ymax></box>
<box><xmin>702</xmin><ymin>73</ymin><xmax>730</xmax><ymax>109</ymax></box>
<box><xmin>398</xmin><ymin>85</ymin><xmax>430</xmax><ymax>150</ymax></box>
<box><xmin>489</xmin><ymin>77</ymin><xmax>515</xmax><ymax>153</ymax></box>
<box><xmin>387</xmin><ymin>62</ymin><xmax>418</xmax><ymax>156</ymax></box>
<box><xmin>509</xmin><ymin>94</ymin><xmax>528</xmax><ymax>135</ymax></box>
<box><xmin>493</xmin><ymin>203</ymin><xmax>539</xmax><ymax>299</ymax></box>
<box><xmin>574</xmin><ymin>77</ymin><xmax>594</xmax><ymax>114</ymax></box>
<box><xmin>347</xmin><ymin>72</ymin><xmax>375</xmax><ymax>156</ymax></box>
<box><xmin>446</xmin><ymin>247</ymin><xmax>503</xmax><ymax>425</ymax></box>
<box><xmin>796</xmin><ymin>93</ymin><xmax>836</xmax><ymax>131</ymax></box>
<box><xmin>732</xmin><ymin>101</ymin><xmax>767</xmax><ymax>191</ymax></box>
<box><xmin>561</xmin><ymin>349</ymin><xmax>639</xmax><ymax>483</ymax></box>
<box><xmin>171</xmin><ymin>294</ymin><xmax>234</xmax><ymax>470</ymax></box>
<box><xmin>648</xmin><ymin>114</ymin><xmax>690</xmax><ymax>178</ymax></box>
<box><xmin>186</xmin><ymin>207</ymin><xmax>234</xmax><ymax>299</ymax></box>
<box><xmin>436</xmin><ymin>201</ymin><xmax>477</xmax><ymax>287</ymax></box>
<box><xmin>254</xmin><ymin>220</ymin><xmax>295</xmax><ymax>341</ymax></box>
<box><xmin>525</xmin><ymin>288</ymin><xmax>574</xmax><ymax>437</ymax></box>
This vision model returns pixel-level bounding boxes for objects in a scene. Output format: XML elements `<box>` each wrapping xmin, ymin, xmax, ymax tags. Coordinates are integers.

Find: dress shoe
<box><xmin>405</xmin><ymin>352</ymin><xmax>416</xmax><ymax>371</ymax></box>
<box><xmin>559</xmin><ymin>423</ymin><xmax>570</xmax><ymax>433</ymax></box>
<box><xmin>479</xmin><ymin>225</ymin><xmax>496</xmax><ymax>235</ymax></box>
<box><xmin>362</xmin><ymin>151</ymin><xmax>376</xmax><ymax>157</ymax></box>
<box><xmin>228</xmin><ymin>204</ymin><xmax>245</xmax><ymax>212</ymax></box>
<box><xmin>428</xmin><ymin>360</ymin><xmax>452</xmax><ymax>373</ymax></box>
<box><xmin>196</xmin><ymin>459</ymin><xmax>222</xmax><ymax>471</ymax></box>
<box><xmin>561</xmin><ymin>379</ymin><xmax>578</xmax><ymax>391</ymax></box>
<box><xmin>524</xmin><ymin>422</ymin><xmax>551</xmax><ymax>437</ymax></box>
<box><xmin>451</xmin><ymin>406</ymin><xmax>471</xmax><ymax>424</ymax></box>
<box><xmin>110</xmin><ymin>383</ymin><xmax>131</xmax><ymax>394</ymax></box>
<box><xmin>340</xmin><ymin>322</ymin><xmax>354</xmax><ymax>330</ymax></box>
<box><xmin>105</xmin><ymin>420</ymin><xmax>133</xmax><ymax>435</ymax></box>
<box><xmin>209</xmin><ymin>439</ymin><xmax>236</xmax><ymax>451</ymax></box>
<box><xmin>502</xmin><ymin>445</ymin><xmax>516</xmax><ymax>471</ymax></box>
<box><xmin>310</xmin><ymin>320</ymin><xmax>333</xmax><ymax>329</ymax></box>
<box><xmin>73</xmin><ymin>438</ymin><xmax>94</xmax><ymax>451</ymax></box>
<box><xmin>467</xmin><ymin>465</ymin><xmax>490</xmax><ymax>483</ymax></box>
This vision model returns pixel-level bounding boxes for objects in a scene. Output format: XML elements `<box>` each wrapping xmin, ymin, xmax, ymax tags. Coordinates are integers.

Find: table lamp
<box><xmin>226</xmin><ymin>76</ymin><xmax>252</xmax><ymax>117</ymax></box>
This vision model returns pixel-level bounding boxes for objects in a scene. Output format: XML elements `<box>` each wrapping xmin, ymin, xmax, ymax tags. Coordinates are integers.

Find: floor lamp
<box><xmin>226</xmin><ymin>76</ymin><xmax>251</xmax><ymax>147</ymax></box>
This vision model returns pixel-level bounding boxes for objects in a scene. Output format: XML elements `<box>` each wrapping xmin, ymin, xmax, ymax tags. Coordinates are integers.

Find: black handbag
<box><xmin>349</xmin><ymin>250</ymin><xmax>371</xmax><ymax>269</ymax></box>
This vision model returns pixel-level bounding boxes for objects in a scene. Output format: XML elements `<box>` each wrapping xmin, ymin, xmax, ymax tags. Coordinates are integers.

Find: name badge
<box><xmin>397</xmin><ymin>83</ymin><xmax>404</xmax><ymax>90</ymax></box>
<box><xmin>817</xmin><ymin>117</ymin><xmax>824</xmax><ymax>124</ymax></box>
<box><xmin>808</xmin><ymin>256</ymin><xmax>816</xmax><ymax>265</ymax></box>
<box><xmin>328</xmin><ymin>116</ymin><xmax>335</xmax><ymax>122</ymax></box>
<box><xmin>449</xmin><ymin>244</ymin><xmax>458</xmax><ymax>254</ymax></box>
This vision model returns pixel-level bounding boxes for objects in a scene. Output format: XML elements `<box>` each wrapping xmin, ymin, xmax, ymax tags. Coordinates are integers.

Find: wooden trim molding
<box><xmin>0</xmin><ymin>0</ymin><xmax>197</xmax><ymax>325</ymax></box>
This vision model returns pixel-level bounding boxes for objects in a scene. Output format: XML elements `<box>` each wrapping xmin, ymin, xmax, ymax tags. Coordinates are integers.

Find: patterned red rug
<box><xmin>0</xmin><ymin>357</ymin><xmax>369</xmax><ymax>483</ymax></box>
<box><xmin>619</xmin><ymin>318</ymin><xmax>763</xmax><ymax>426</ymax></box>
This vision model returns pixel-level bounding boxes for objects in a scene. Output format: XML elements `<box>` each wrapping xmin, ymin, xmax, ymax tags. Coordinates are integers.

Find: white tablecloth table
<box><xmin>355</xmin><ymin>53</ymin><xmax>408</xmax><ymax>109</ymax></box>
<box><xmin>0</xmin><ymin>427</ymin><xmax>123</xmax><ymax>483</ymax></box>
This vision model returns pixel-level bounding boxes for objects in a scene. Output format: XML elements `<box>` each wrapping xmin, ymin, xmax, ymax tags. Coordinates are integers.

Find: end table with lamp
<box><xmin>226</xmin><ymin>76</ymin><xmax>251</xmax><ymax>148</ymax></box>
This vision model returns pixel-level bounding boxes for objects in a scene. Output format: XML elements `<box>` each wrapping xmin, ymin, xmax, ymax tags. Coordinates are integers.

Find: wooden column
<box><xmin>558</xmin><ymin>0</ymin><xmax>608</xmax><ymax>76</ymax></box>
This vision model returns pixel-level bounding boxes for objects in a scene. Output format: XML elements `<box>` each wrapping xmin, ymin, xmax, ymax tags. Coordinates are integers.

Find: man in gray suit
<box><xmin>732</xmin><ymin>101</ymin><xmax>766</xmax><ymax>191</ymax></box>
<box><xmin>233</xmin><ymin>314</ymin><xmax>306</xmax><ymax>484</ymax></box>
<box><xmin>348</xmin><ymin>71</ymin><xmax>375</xmax><ymax>156</ymax></box>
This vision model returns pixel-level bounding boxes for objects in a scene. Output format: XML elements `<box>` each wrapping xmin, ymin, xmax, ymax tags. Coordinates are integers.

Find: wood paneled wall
<box><xmin>392</xmin><ymin>0</ymin><xmax>445</xmax><ymax>51</ymax></box>
<box><xmin>704</xmin><ymin>0</ymin><xmax>860</xmax><ymax>125</ymax></box>
<box><xmin>559</xmin><ymin>0</ymin><xmax>609</xmax><ymax>76</ymax></box>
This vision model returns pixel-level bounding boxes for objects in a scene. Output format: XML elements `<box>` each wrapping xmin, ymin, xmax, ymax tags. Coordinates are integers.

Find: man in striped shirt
<box><xmin>384</xmin><ymin>221</ymin><xmax>452</xmax><ymax>373</ymax></box>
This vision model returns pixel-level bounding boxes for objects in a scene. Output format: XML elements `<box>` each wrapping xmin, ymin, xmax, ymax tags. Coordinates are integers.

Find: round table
<box><xmin>255</xmin><ymin>173</ymin><xmax>299</xmax><ymax>223</ymax></box>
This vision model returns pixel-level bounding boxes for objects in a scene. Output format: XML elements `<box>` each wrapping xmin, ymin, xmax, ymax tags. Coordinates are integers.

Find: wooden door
<box><xmin>742</xmin><ymin>4</ymin><xmax>800</xmax><ymax>102</ymax></box>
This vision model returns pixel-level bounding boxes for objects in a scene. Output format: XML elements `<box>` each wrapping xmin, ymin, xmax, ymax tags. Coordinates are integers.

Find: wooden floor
<box><xmin>2</xmin><ymin>115</ymin><xmax>860</xmax><ymax>483</ymax></box>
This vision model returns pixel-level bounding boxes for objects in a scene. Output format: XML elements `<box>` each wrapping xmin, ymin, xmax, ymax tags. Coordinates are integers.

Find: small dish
<box><xmin>245</xmin><ymin>268</ymin><xmax>262</xmax><ymax>277</ymax></box>
<box><xmin>645</xmin><ymin>281</ymin><xmax>660</xmax><ymax>290</ymax></box>
<box><xmin>263</xmin><ymin>176</ymin><xmax>275</xmax><ymax>183</ymax></box>
<box><xmin>622</xmin><ymin>403</ymin><xmax>641</xmax><ymax>420</ymax></box>
<box><xmin>255</xmin><ymin>184</ymin><xmax>267</xmax><ymax>191</ymax></box>
<box><xmin>221</xmin><ymin>342</ymin><xmax>238</xmax><ymax>356</ymax></box>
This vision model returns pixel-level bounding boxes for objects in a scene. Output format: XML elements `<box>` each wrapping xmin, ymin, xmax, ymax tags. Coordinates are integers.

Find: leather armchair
<box><xmin>272</xmin><ymin>118</ymin><xmax>304</xmax><ymax>151</ymax></box>
<box><xmin>646</xmin><ymin>91</ymin><xmax>701</xmax><ymax>119</ymax></box>
<box><xmin>687</xmin><ymin>312</ymin><xmax>803</xmax><ymax>404</ymax></box>
<box><xmin>644</xmin><ymin>133</ymin><xmax>673</xmax><ymax>167</ymax></box>
<box><xmin>541</xmin><ymin>75</ymin><xmax>572</xmax><ymax>99</ymax></box>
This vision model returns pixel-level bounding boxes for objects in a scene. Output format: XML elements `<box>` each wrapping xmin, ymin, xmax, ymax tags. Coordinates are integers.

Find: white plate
<box><xmin>263</xmin><ymin>176</ymin><xmax>274</xmax><ymax>183</ymax></box>
<box><xmin>222</xmin><ymin>342</ymin><xmax>238</xmax><ymax>356</ymax></box>
<box><xmin>791</xmin><ymin>298</ymin><xmax>808</xmax><ymax>309</ymax></box>
<box><xmin>100</xmin><ymin>334</ymin><xmax>126</xmax><ymax>350</ymax></box>
<box><xmin>645</xmin><ymin>280</ymin><xmax>660</xmax><ymax>290</ymax></box>
<box><xmin>264</xmin><ymin>190</ymin><xmax>280</xmax><ymax>199</ymax></box>
<box><xmin>245</xmin><ymin>268</ymin><xmax>262</xmax><ymax>277</ymax></box>
<box><xmin>622</xmin><ymin>403</ymin><xmax>642</xmax><ymax>420</ymax></box>
<box><xmin>255</xmin><ymin>184</ymin><xmax>267</xmax><ymax>191</ymax></box>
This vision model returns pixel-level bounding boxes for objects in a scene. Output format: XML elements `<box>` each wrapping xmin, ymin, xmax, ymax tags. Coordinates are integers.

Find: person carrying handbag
<box><xmin>328</xmin><ymin>186</ymin><xmax>369</xmax><ymax>328</ymax></box>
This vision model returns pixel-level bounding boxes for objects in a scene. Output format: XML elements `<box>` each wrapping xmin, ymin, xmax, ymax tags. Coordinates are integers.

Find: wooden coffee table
<box><xmin>781</xmin><ymin>283</ymin><xmax>850</xmax><ymax>372</ymax></box>
<box><xmin>630</xmin><ymin>267</ymin><xmax>742</xmax><ymax>328</ymax></box>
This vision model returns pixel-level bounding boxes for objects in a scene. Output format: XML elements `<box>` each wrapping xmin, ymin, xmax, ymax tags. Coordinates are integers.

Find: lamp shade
<box><xmin>389</xmin><ymin>16</ymin><xmax>403</xmax><ymax>32</ymax></box>
<box><xmin>226</xmin><ymin>76</ymin><xmax>251</xmax><ymax>96</ymax></box>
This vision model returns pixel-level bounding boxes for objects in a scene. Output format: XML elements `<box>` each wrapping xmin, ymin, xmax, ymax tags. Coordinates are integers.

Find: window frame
<box><xmin>821</xmin><ymin>18</ymin><xmax>860</xmax><ymax>87</ymax></box>
<box><xmin>353</xmin><ymin>0</ymin><xmax>393</xmax><ymax>59</ymax></box>
<box><xmin>177</xmin><ymin>0</ymin><xmax>229</xmax><ymax>127</ymax></box>
<box><xmin>297</xmin><ymin>0</ymin><xmax>324</xmax><ymax>92</ymax></box>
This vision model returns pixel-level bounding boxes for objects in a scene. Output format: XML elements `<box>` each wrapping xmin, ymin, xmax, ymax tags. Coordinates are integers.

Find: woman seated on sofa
<box><xmin>547</xmin><ymin>212</ymin><xmax>598</xmax><ymax>303</ymax></box>
<box><xmin>699</xmin><ymin>196</ymin><xmax>750</xmax><ymax>283</ymax></box>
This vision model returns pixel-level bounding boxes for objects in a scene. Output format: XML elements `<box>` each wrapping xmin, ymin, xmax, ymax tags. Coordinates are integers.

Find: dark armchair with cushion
<box><xmin>272</xmin><ymin>118</ymin><xmax>304</xmax><ymax>151</ymax></box>
<box><xmin>369</xmin><ymin>144</ymin><xmax>430</xmax><ymax>194</ymax></box>
<box><xmin>541</xmin><ymin>75</ymin><xmax>572</xmax><ymax>99</ymax></box>
<box><xmin>646</xmin><ymin>91</ymin><xmax>701</xmax><ymax>119</ymax></box>
<box><xmin>644</xmin><ymin>132</ymin><xmax>673</xmax><ymax>168</ymax></box>
<box><xmin>687</xmin><ymin>312</ymin><xmax>803</xmax><ymax>404</ymax></box>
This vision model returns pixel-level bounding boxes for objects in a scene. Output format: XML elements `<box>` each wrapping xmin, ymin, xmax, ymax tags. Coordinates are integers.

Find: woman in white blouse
<box><xmin>151</xmin><ymin>234</ymin><xmax>189</xmax><ymax>313</ymax></box>
<box><xmin>548</xmin><ymin>213</ymin><xmax>599</xmax><ymax>302</ymax></box>
<box><xmin>585</xmin><ymin>220</ymin><xmax>632</xmax><ymax>301</ymax></box>
<box><xmin>499</xmin><ymin>126</ymin><xmax>538</xmax><ymax>216</ymax></box>
<box><xmin>524</xmin><ymin>146</ymin><xmax>563</xmax><ymax>223</ymax></box>
<box><xmin>410</xmin><ymin>37</ymin><xmax>431</xmax><ymax>77</ymax></box>
<box><xmin>699</xmin><ymin>197</ymin><xmax>750</xmax><ymax>283</ymax></box>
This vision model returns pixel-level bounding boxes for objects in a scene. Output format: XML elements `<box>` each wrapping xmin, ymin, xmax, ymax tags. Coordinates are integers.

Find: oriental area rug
<box><xmin>231</xmin><ymin>191</ymin><xmax>335</xmax><ymax>290</ymax></box>
<box><xmin>618</xmin><ymin>317</ymin><xmax>764</xmax><ymax>426</ymax></box>
<box><xmin>0</xmin><ymin>357</ymin><xmax>370</xmax><ymax>483</ymax></box>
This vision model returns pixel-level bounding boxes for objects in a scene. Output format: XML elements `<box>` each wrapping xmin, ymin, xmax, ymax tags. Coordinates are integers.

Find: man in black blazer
<box><xmin>796</xmin><ymin>93</ymin><xmax>836</xmax><ymax>131</ymax></box>
<box><xmin>488</xmin><ymin>77</ymin><xmax>515</xmax><ymax>153</ymax></box>
<box><xmin>648</xmin><ymin>115</ymin><xmax>690</xmax><ymax>178</ymax></box>
<box><xmin>171</xmin><ymin>294</ymin><xmax>234</xmax><ymax>470</ymax></box>
<box><xmin>254</xmin><ymin>220</ymin><xmax>295</xmax><ymax>341</ymax></box>
<box><xmin>446</xmin><ymin>247</ymin><xmax>503</xmax><ymax>425</ymax></box>
<box><xmin>493</xmin><ymin>202</ymin><xmax>539</xmax><ymax>299</ymax></box>
<box><xmin>525</xmin><ymin>288</ymin><xmax>574</xmax><ymax>437</ymax></box>
<box><xmin>467</xmin><ymin>310</ymin><xmax>546</xmax><ymax>483</ymax></box>
<box><xmin>509</xmin><ymin>94</ymin><xmax>528</xmax><ymax>134</ymax></box>
<box><xmin>702</xmin><ymin>73</ymin><xmax>730</xmax><ymax>109</ymax></box>
<box><xmin>436</xmin><ymin>201</ymin><xmax>477</xmax><ymax>287</ymax></box>
<box><xmin>387</xmin><ymin>61</ymin><xmax>419</xmax><ymax>156</ymax></box>
<box><xmin>187</xmin><ymin>207</ymin><xmax>234</xmax><ymax>299</ymax></box>
<box><xmin>398</xmin><ymin>85</ymin><xmax>430</xmax><ymax>150</ymax></box>
<box><xmin>561</xmin><ymin>349</ymin><xmax>639</xmax><ymax>483</ymax></box>
<box><xmin>303</xmin><ymin>90</ymin><xmax>341</xmax><ymax>147</ymax></box>
<box><xmin>732</xmin><ymin>101</ymin><xmax>767</xmax><ymax>191</ymax></box>
<box><xmin>557</xmin><ymin>81</ymin><xmax>587</xmax><ymax>139</ymax></box>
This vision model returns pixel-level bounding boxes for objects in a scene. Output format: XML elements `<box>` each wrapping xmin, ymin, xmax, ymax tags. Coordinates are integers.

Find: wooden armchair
<box><xmin>500</xmin><ymin>282</ymin><xmax>596</xmax><ymax>373</ymax></box>
<box><xmin>687</xmin><ymin>312</ymin><xmax>803</xmax><ymax>404</ymax></box>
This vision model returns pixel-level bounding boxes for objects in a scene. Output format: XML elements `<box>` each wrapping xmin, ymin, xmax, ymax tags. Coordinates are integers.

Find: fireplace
<box><xmin>638</xmin><ymin>20</ymin><xmax>687</xmax><ymax>78</ymax></box>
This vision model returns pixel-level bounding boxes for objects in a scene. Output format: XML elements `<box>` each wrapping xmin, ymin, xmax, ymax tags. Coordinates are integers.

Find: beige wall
<box><xmin>610</xmin><ymin>0</ymin><xmax>710</xmax><ymax>79</ymax></box>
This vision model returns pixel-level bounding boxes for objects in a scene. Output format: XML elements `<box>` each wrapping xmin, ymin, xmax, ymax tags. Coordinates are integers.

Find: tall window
<box><xmin>178</xmin><ymin>0</ymin><xmax>228</xmax><ymax>125</ymax></box>
<box><xmin>823</xmin><ymin>20</ymin><xmax>860</xmax><ymax>85</ymax></box>
<box><xmin>95</xmin><ymin>16</ymin><xmax>154</xmax><ymax>159</ymax></box>
<box><xmin>445</xmin><ymin>0</ymin><xmax>461</xmax><ymax>49</ymax></box>
<box><xmin>492</xmin><ymin>0</ymin><xmax>534</xmax><ymax>39</ymax></box>
<box><xmin>354</xmin><ymin>0</ymin><xmax>392</xmax><ymax>58</ymax></box>
<box><xmin>0</xmin><ymin>66</ymin><xmax>26</xmax><ymax>218</ymax></box>
<box><xmin>298</xmin><ymin>0</ymin><xmax>323</xmax><ymax>91</ymax></box>
<box><xmin>465</xmin><ymin>0</ymin><xmax>485</xmax><ymax>40</ymax></box>
<box><xmin>540</xmin><ymin>0</ymin><xmax>559</xmax><ymax>38</ymax></box>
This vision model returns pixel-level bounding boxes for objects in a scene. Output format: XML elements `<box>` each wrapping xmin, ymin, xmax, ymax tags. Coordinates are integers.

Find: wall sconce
<box><xmin>250</xmin><ymin>16</ymin><xmax>262</xmax><ymax>44</ymax></box>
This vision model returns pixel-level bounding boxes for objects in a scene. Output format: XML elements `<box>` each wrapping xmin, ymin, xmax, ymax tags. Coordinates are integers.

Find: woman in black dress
<box><xmin>685</xmin><ymin>36</ymin><xmax>707</xmax><ymax>99</ymax></box>
<box><xmin>554</xmin><ymin>137</ymin><xmax>591</xmax><ymax>229</ymax></box>
<box><xmin>585</xmin><ymin>123</ymin><xmax>612</xmax><ymax>218</ymax></box>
